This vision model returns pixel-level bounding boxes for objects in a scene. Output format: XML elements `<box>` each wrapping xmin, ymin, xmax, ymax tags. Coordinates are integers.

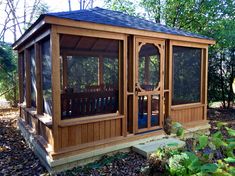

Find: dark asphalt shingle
<box><xmin>46</xmin><ymin>7</ymin><xmax>212</xmax><ymax>40</ymax></box>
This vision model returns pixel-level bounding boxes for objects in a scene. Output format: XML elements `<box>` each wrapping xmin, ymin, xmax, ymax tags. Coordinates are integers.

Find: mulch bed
<box><xmin>59</xmin><ymin>152</ymin><xmax>147</xmax><ymax>176</ymax></box>
<box><xmin>208</xmin><ymin>108</ymin><xmax>235</xmax><ymax>121</ymax></box>
<box><xmin>0</xmin><ymin>107</ymin><xmax>234</xmax><ymax>175</ymax></box>
<box><xmin>0</xmin><ymin>116</ymin><xmax>48</xmax><ymax>175</ymax></box>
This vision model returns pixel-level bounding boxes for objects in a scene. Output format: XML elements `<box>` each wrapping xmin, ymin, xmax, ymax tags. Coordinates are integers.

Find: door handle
<box><xmin>135</xmin><ymin>83</ymin><xmax>141</xmax><ymax>95</ymax></box>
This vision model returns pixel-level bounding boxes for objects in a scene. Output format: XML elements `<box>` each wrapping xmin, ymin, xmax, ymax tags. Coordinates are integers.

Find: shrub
<box><xmin>142</xmin><ymin>121</ymin><xmax>235</xmax><ymax>176</ymax></box>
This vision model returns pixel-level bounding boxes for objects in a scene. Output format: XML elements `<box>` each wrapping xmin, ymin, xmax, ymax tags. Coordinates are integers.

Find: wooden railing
<box><xmin>61</xmin><ymin>90</ymin><xmax>118</xmax><ymax>119</ymax></box>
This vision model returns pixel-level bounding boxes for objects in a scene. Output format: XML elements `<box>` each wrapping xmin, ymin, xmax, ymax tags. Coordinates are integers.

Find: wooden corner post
<box><xmin>51</xmin><ymin>25</ymin><xmax>61</xmax><ymax>152</ymax></box>
<box><xmin>25</xmin><ymin>49</ymin><xmax>31</xmax><ymax>108</ymax></box>
<box><xmin>203</xmin><ymin>47</ymin><xmax>208</xmax><ymax>120</ymax></box>
<box><xmin>123</xmin><ymin>35</ymin><xmax>128</xmax><ymax>137</ymax></box>
<box><xmin>168</xmin><ymin>41</ymin><xmax>173</xmax><ymax>117</ymax></box>
<box><xmin>18</xmin><ymin>53</ymin><xmax>23</xmax><ymax>104</ymax></box>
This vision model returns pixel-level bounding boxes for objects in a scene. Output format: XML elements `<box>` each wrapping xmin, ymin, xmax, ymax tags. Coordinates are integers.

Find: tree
<box><xmin>0</xmin><ymin>42</ymin><xmax>18</xmax><ymax>106</ymax></box>
<box><xmin>0</xmin><ymin>0</ymin><xmax>49</xmax><ymax>42</ymax></box>
<box><xmin>0</xmin><ymin>0</ymin><xmax>49</xmax><ymax>107</ymax></box>
<box><xmin>78</xmin><ymin>0</ymin><xmax>94</xmax><ymax>10</ymax></box>
<box><xmin>104</xmin><ymin>0</ymin><xmax>137</xmax><ymax>16</ymax></box>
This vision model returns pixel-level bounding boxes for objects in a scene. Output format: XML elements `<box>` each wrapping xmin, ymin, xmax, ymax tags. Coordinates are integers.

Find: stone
<box><xmin>132</xmin><ymin>137</ymin><xmax>185</xmax><ymax>158</ymax></box>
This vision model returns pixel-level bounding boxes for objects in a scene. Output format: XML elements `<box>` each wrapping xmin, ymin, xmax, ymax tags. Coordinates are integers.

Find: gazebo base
<box><xmin>18</xmin><ymin>118</ymin><xmax>210</xmax><ymax>173</ymax></box>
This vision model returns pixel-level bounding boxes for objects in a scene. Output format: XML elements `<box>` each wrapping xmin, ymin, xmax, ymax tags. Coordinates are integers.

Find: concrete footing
<box><xmin>133</xmin><ymin>138</ymin><xmax>185</xmax><ymax>158</ymax></box>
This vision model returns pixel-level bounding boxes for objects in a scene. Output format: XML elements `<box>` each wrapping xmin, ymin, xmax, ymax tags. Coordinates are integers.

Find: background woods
<box><xmin>0</xmin><ymin>0</ymin><xmax>48</xmax><ymax>105</ymax></box>
<box><xmin>0</xmin><ymin>0</ymin><xmax>49</xmax><ymax>42</ymax></box>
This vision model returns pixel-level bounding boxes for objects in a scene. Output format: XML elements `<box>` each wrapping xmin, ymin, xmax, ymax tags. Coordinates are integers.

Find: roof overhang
<box><xmin>12</xmin><ymin>15</ymin><xmax>46</xmax><ymax>50</ymax></box>
<box><xmin>12</xmin><ymin>15</ymin><xmax>216</xmax><ymax>50</ymax></box>
<box><xmin>45</xmin><ymin>16</ymin><xmax>216</xmax><ymax>45</ymax></box>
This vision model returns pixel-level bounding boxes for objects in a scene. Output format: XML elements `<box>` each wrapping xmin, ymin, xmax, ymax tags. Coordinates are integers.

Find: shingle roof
<box><xmin>46</xmin><ymin>7</ymin><xmax>212</xmax><ymax>40</ymax></box>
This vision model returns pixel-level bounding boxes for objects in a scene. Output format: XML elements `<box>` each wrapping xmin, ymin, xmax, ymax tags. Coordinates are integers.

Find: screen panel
<box><xmin>172</xmin><ymin>46</ymin><xmax>201</xmax><ymax>105</ymax></box>
<box><xmin>60</xmin><ymin>35</ymin><xmax>120</xmax><ymax>119</ymax></box>
<box><xmin>30</xmin><ymin>47</ymin><xmax>36</xmax><ymax>107</ymax></box>
<box><xmin>42</xmin><ymin>39</ymin><xmax>52</xmax><ymax>115</ymax></box>
<box><xmin>138</xmin><ymin>43</ymin><xmax>160</xmax><ymax>91</ymax></box>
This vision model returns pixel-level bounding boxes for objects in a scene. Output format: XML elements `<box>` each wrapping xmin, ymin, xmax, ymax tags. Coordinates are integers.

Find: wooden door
<box><xmin>134</xmin><ymin>37</ymin><xmax>165</xmax><ymax>133</ymax></box>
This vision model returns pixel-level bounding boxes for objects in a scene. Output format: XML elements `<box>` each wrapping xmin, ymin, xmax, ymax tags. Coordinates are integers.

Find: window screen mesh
<box><xmin>67</xmin><ymin>56</ymin><xmax>99</xmax><ymax>92</ymax></box>
<box><xmin>42</xmin><ymin>39</ymin><xmax>52</xmax><ymax>115</ymax></box>
<box><xmin>103</xmin><ymin>57</ymin><xmax>118</xmax><ymax>89</ymax></box>
<box><xmin>172</xmin><ymin>46</ymin><xmax>201</xmax><ymax>105</ymax></box>
<box><xmin>138</xmin><ymin>43</ymin><xmax>160</xmax><ymax>91</ymax></box>
<box><xmin>19</xmin><ymin>52</ymin><xmax>26</xmax><ymax>102</ymax></box>
<box><xmin>60</xmin><ymin>35</ymin><xmax>119</xmax><ymax>119</ymax></box>
<box><xmin>30</xmin><ymin>47</ymin><xmax>36</xmax><ymax>107</ymax></box>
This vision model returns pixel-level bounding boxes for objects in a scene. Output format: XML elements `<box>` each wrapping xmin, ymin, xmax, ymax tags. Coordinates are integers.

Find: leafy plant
<box><xmin>143</xmin><ymin>121</ymin><xmax>235</xmax><ymax>176</ymax></box>
<box><xmin>172</xmin><ymin>122</ymin><xmax>185</xmax><ymax>137</ymax></box>
<box><xmin>198</xmin><ymin>135</ymin><xmax>208</xmax><ymax>150</ymax></box>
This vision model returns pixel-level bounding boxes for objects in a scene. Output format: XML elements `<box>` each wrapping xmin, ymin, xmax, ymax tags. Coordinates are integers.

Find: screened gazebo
<box><xmin>13</xmin><ymin>7</ymin><xmax>215</xmax><ymax>172</ymax></box>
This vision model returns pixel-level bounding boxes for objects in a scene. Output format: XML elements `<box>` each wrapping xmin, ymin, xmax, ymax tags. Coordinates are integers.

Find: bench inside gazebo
<box><xmin>13</xmin><ymin>7</ymin><xmax>215</xmax><ymax>172</ymax></box>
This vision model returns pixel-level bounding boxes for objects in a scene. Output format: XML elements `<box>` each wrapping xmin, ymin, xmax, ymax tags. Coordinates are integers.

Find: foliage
<box><xmin>0</xmin><ymin>42</ymin><xmax>18</xmax><ymax>106</ymax></box>
<box><xmin>143</xmin><ymin>121</ymin><xmax>235</xmax><ymax>176</ymax></box>
<box><xmin>67</xmin><ymin>56</ymin><xmax>118</xmax><ymax>92</ymax></box>
<box><xmin>104</xmin><ymin>0</ymin><xmax>138</xmax><ymax>16</ymax></box>
<box><xmin>172</xmin><ymin>122</ymin><xmax>184</xmax><ymax>137</ymax></box>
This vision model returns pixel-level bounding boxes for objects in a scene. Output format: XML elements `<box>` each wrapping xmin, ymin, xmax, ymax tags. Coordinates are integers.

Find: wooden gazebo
<box><xmin>13</xmin><ymin>7</ymin><xmax>215</xmax><ymax>172</ymax></box>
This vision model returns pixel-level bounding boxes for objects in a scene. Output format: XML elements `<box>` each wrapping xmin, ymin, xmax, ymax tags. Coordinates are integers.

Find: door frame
<box><xmin>133</xmin><ymin>37</ymin><xmax>165</xmax><ymax>133</ymax></box>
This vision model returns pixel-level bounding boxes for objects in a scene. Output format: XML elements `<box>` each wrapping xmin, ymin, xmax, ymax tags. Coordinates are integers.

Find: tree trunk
<box><xmin>220</xmin><ymin>52</ymin><xmax>226</xmax><ymax>108</ymax></box>
<box><xmin>68</xmin><ymin>0</ymin><xmax>71</xmax><ymax>11</ymax></box>
<box><xmin>228</xmin><ymin>49</ymin><xmax>235</xmax><ymax>108</ymax></box>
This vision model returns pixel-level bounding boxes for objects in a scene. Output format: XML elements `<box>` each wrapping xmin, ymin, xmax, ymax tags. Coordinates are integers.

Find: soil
<box><xmin>0</xmin><ymin>107</ymin><xmax>234</xmax><ymax>175</ymax></box>
<box><xmin>208</xmin><ymin>107</ymin><xmax>235</xmax><ymax>121</ymax></box>
<box><xmin>59</xmin><ymin>152</ymin><xmax>147</xmax><ymax>176</ymax></box>
<box><xmin>0</xmin><ymin>108</ymin><xmax>48</xmax><ymax>176</ymax></box>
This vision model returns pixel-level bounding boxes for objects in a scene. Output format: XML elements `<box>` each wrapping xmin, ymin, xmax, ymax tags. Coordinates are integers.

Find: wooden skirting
<box><xmin>18</xmin><ymin>107</ymin><xmax>209</xmax><ymax>173</ymax></box>
<box><xmin>20</xmin><ymin>106</ymin><xmax>53</xmax><ymax>145</ymax></box>
<box><xmin>51</xmin><ymin>119</ymin><xmax>209</xmax><ymax>160</ymax></box>
<box><xmin>171</xmin><ymin>104</ymin><xmax>205</xmax><ymax>123</ymax></box>
<box><xmin>20</xmin><ymin>104</ymin><xmax>209</xmax><ymax>160</ymax></box>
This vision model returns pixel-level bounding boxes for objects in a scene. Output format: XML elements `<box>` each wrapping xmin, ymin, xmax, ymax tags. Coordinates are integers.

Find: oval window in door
<box><xmin>138</xmin><ymin>43</ymin><xmax>160</xmax><ymax>91</ymax></box>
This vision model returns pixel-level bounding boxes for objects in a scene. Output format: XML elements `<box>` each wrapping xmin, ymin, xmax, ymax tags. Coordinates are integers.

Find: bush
<box><xmin>0</xmin><ymin>43</ymin><xmax>18</xmax><ymax>106</ymax></box>
<box><xmin>142</xmin><ymin>122</ymin><xmax>235</xmax><ymax>176</ymax></box>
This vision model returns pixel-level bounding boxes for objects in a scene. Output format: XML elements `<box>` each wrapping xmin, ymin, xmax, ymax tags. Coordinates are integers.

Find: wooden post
<box><xmin>123</xmin><ymin>36</ymin><xmax>128</xmax><ymax>137</ymax></box>
<box><xmin>18</xmin><ymin>53</ymin><xmax>24</xmax><ymax>103</ymax></box>
<box><xmin>51</xmin><ymin>26</ymin><xmax>61</xmax><ymax>152</ymax></box>
<box><xmin>164</xmin><ymin>40</ymin><xmax>170</xmax><ymax>117</ymax></box>
<box><xmin>62</xmin><ymin>54</ymin><xmax>68</xmax><ymax>89</ymax></box>
<box><xmin>203</xmin><ymin>47</ymin><xmax>208</xmax><ymax>120</ymax></box>
<box><xmin>35</xmin><ymin>43</ymin><xmax>43</xmax><ymax>114</ymax></box>
<box><xmin>159</xmin><ymin>44</ymin><xmax>165</xmax><ymax>127</ymax></box>
<box><xmin>25</xmin><ymin>49</ymin><xmax>31</xmax><ymax>108</ymax></box>
<box><xmin>133</xmin><ymin>36</ymin><xmax>137</xmax><ymax>133</ymax></box>
<box><xmin>168</xmin><ymin>41</ymin><xmax>173</xmax><ymax>116</ymax></box>
<box><xmin>98</xmin><ymin>56</ymin><xmax>104</xmax><ymax>86</ymax></box>
<box><xmin>147</xmin><ymin>94</ymin><xmax>151</xmax><ymax>128</ymax></box>
<box><xmin>127</xmin><ymin>35</ymin><xmax>134</xmax><ymax>133</ymax></box>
